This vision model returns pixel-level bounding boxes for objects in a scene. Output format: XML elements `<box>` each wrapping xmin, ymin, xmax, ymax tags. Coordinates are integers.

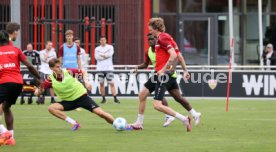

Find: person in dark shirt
<box><xmin>22</xmin><ymin>43</ymin><xmax>41</xmax><ymax>104</ymax></box>
<box><xmin>23</xmin><ymin>43</ymin><xmax>41</xmax><ymax>66</ymax></box>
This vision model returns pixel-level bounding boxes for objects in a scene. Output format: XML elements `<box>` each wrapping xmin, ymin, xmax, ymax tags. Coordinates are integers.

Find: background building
<box><xmin>1</xmin><ymin>0</ymin><xmax>276</xmax><ymax>65</ymax></box>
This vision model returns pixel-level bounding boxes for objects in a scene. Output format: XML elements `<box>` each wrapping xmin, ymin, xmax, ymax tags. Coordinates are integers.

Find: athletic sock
<box><xmin>189</xmin><ymin>108</ymin><xmax>197</xmax><ymax>117</ymax></box>
<box><xmin>102</xmin><ymin>96</ymin><xmax>106</xmax><ymax>101</ymax></box>
<box><xmin>137</xmin><ymin>114</ymin><xmax>144</xmax><ymax>124</ymax></box>
<box><xmin>9</xmin><ymin>130</ymin><xmax>14</xmax><ymax>138</ymax></box>
<box><xmin>113</xmin><ymin>96</ymin><xmax>117</xmax><ymax>100</ymax></box>
<box><xmin>65</xmin><ymin>116</ymin><xmax>77</xmax><ymax>125</ymax></box>
<box><xmin>175</xmin><ymin>112</ymin><xmax>187</xmax><ymax>122</ymax></box>
<box><xmin>0</xmin><ymin>124</ymin><xmax>8</xmax><ymax>133</ymax></box>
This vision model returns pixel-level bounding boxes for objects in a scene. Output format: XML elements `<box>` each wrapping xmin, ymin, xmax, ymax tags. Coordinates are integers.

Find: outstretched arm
<box><xmin>132</xmin><ymin>61</ymin><xmax>150</xmax><ymax>74</ymax></box>
<box><xmin>81</xmin><ymin>69</ymin><xmax>92</xmax><ymax>90</ymax></box>
<box><xmin>21</xmin><ymin>59</ymin><xmax>42</xmax><ymax>87</ymax></box>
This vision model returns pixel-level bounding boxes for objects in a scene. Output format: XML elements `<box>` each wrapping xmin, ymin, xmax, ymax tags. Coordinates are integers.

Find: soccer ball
<box><xmin>113</xmin><ymin>117</ymin><xmax>127</xmax><ymax>131</ymax></box>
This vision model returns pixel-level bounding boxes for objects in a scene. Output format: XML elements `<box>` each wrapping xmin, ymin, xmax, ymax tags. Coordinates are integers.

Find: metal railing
<box><xmin>20</xmin><ymin>65</ymin><xmax>276</xmax><ymax>71</ymax></box>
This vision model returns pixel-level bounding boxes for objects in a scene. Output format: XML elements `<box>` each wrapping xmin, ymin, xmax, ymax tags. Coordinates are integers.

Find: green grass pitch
<box><xmin>1</xmin><ymin>98</ymin><xmax>276</xmax><ymax>152</ymax></box>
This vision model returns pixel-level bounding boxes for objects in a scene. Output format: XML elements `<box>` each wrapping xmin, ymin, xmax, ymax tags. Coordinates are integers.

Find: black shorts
<box><xmin>59</xmin><ymin>94</ymin><xmax>99</xmax><ymax>112</ymax></box>
<box><xmin>154</xmin><ymin>74</ymin><xmax>179</xmax><ymax>101</ymax></box>
<box><xmin>0</xmin><ymin>83</ymin><xmax>23</xmax><ymax>105</ymax></box>
<box><xmin>97</xmin><ymin>71</ymin><xmax>114</xmax><ymax>83</ymax></box>
<box><xmin>144</xmin><ymin>75</ymin><xmax>158</xmax><ymax>93</ymax></box>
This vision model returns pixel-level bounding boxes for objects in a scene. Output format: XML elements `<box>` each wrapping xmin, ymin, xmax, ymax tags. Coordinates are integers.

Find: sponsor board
<box><xmin>21</xmin><ymin>70</ymin><xmax>276</xmax><ymax>98</ymax></box>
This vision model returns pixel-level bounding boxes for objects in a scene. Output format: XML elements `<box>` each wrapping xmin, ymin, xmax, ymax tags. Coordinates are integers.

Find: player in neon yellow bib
<box><xmin>129</xmin><ymin>33</ymin><xmax>201</xmax><ymax>130</ymax></box>
<box><xmin>35</xmin><ymin>58</ymin><xmax>114</xmax><ymax>131</ymax></box>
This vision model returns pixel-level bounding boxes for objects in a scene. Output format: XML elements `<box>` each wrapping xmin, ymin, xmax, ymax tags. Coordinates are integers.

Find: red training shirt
<box><xmin>0</xmin><ymin>45</ymin><xmax>27</xmax><ymax>84</ymax></box>
<box><xmin>155</xmin><ymin>32</ymin><xmax>179</xmax><ymax>71</ymax></box>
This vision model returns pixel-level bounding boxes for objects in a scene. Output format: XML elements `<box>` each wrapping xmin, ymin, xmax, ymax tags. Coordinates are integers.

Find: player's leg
<box><xmin>168</xmin><ymin>81</ymin><xmax>201</xmax><ymax>126</ymax></box>
<box><xmin>0</xmin><ymin>101</ymin><xmax>12</xmax><ymax>146</ymax></box>
<box><xmin>130</xmin><ymin>87</ymin><xmax>150</xmax><ymax>130</ymax></box>
<box><xmin>98</xmin><ymin>72</ymin><xmax>106</xmax><ymax>103</ymax></box>
<box><xmin>20</xmin><ymin>93</ymin><xmax>25</xmax><ymax>105</ymax></box>
<box><xmin>0</xmin><ymin>104</ymin><xmax>2</xmax><ymax>120</ymax></box>
<box><xmin>0</xmin><ymin>83</ymin><xmax>23</xmax><ymax>145</ymax></box>
<box><xmin>48</xmin><ymin>102</ymin><xmax>80</xmax><ymax>131</ymax></box>
<box><xmin>162</xmin><ymin>97</ymin><xmax>176</xmax><ymax>127</ymax></box>
<box><xmin>130</xmin><ymin>75</ymin><xmax>157</xmax><ymax>129</ymax></box>
<box><xmin>93</xmin><ymin>108</ymin><xmax>114</xmax><ymax>124</ymax></box>
<box><xmin>153</xmin><ymin>75</ymin><xmax>191</xmax><ymax>132</ymax></box>
<box><xmin>76</xmin><ymin>95</ymin><xmax>114</xmax><ymax>124</ymax></box>
<box><xmin>107</xmin><ymin>72</ymin><xmax>119</xmax><ymax>103</ymax></box>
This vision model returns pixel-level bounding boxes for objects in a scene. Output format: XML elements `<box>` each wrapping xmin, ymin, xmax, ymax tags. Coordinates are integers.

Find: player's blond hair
<box><xmin>148</xmin><ymin>17</ymin><xmax>165</xmax><ymax>32</ymax></box>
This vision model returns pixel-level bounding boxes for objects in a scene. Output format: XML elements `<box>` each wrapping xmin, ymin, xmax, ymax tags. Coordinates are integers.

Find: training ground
<box><xmin>1</xmin><ymin>98</ymin><xmax>276</xmax><ymax>152</ymax></box>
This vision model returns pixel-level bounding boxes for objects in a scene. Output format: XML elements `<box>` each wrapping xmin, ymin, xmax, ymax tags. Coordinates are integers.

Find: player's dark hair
<box><xmin>6</xmin><ymin>22</ymin><xmax>20</xmax><ymax>34</ymax></box>
<box><xmin>147</xmin><ymin>33</ymin><xmax>153</xmax><ymax>37</ymax></box>
<box><xmin>49</xmin><ymin>58</ymin><xmax>61</xmax><ymax>68</ymax></box>
<box><xmin>148</xmin><ymin>17</ymin><xmax>165</xmax><ymax>32</ymax></box>
<box><xmin>0</xmin><ymin>30</ymin><xmax>9</xmax><ymax>46</ymax></box>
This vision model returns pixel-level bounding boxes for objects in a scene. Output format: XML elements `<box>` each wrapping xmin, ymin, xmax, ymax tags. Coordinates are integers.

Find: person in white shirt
<box><xmin>95</xmin><ymin>36</ymin><xmax>119</xmax><ymax>104</ymax></box>
<box><xmin>39</xmin><ymin>41</ymin><xmax>57</xmax><ymax>103</ymax></box>
<box><xmin>73</xmin><ymin>37</ymin><xmax>88</xmax><ymax>70</ymax></box>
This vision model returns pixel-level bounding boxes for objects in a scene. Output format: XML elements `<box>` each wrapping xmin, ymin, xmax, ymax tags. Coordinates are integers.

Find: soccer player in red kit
<box><xmin>130</xmin><ymin>33</ymin><xmax>201</xmax><ymax>130</ymax></box>
<box><xmin>0</xmin><ymin>22</ymin><xmax>21</xmax><ymax>119</ymax></box>
<box><xmin>0</xmin><ymin>30</ymin><xmax>42</xmax><ymax>146</ymax></box>
<box><xmin>148</xmin><ymin>17</ymin><xmax>192</xmax><ymax>132</ymax></box>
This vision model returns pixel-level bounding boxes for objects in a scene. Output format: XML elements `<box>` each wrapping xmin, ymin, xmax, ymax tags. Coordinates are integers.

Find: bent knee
<box><xmin>153</xmin><ymin>101</ymin><xmax>162</xmax><ymax>110</ymax></box>
<box><xmin>48</xmin><ymin>104</ymin><xmax>61</xmax><ymax>112</ymax></box>
<box><xmin>48</xmin><ymin>105</ymin><xmax>54</xmax><ymax>113</ymax></box>
<box><xmin>138</xmin><ymin>93</ymin><xmax>147</xmax><ymax>101</ymax></box>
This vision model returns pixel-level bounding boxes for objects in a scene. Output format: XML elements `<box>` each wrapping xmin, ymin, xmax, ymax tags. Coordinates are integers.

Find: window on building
<box><xmin>153</xmin><ymin>0</ymin><xmax>177</xmax><ymax>13</ymax></box>
<box><xmin>246</xmin><ymin>0</ymin><xmax>269</xmax><ymax>13</ymax></box>
<box><xmin>180</xmin><ymin>0</ymin><xmax>203</xmax><ymax>13</ymax></box>
<box><xmin>206</xmin><ymin>0</ymin><xmax>241</xmax><ymax>13</ymax></box>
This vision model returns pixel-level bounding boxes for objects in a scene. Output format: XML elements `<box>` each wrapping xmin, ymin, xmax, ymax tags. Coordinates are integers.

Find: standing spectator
<box><xmin>95</xmin><ymin>36</ymin><xmax>119</xmax><ymax>104</ymax></box>
<box><xmin>22</xmin><ymin>43</ymin><xmax>41</xmax><ymax>104</ymax></box>
<box><xmin>263</xmin><ymin>43</ymin><xmax>276</xmax><ymax>70</ymax></box>
<box><xmin>39</xmin><ymin>41</ymin><xmax>57</xmax><ymax>104</ymax></box>
<box><xmin>73</xmin><ymin>37</ymin><xmax>88</xmax><ymax>70</ymax></box>
<box><xmin>23</xmin><ymin>43</ymin><xmax>41</xmax><ymax>67</ymax></box>
<box><xmin>58</xmin><ymin>30</ymin><xmax>81</xmax><ymax>69</ymax></box>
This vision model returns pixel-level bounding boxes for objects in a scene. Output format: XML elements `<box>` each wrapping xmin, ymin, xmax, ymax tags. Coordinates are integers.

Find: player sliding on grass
<box><xmin>130</xmin><ymin>33</ymin><xmax>201</xmax><ymax>129</ymax></box>
<box><xmin>34</xmin><ymin>58</ymin><xmax>114</xmax><ymax>130</ymax></box>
